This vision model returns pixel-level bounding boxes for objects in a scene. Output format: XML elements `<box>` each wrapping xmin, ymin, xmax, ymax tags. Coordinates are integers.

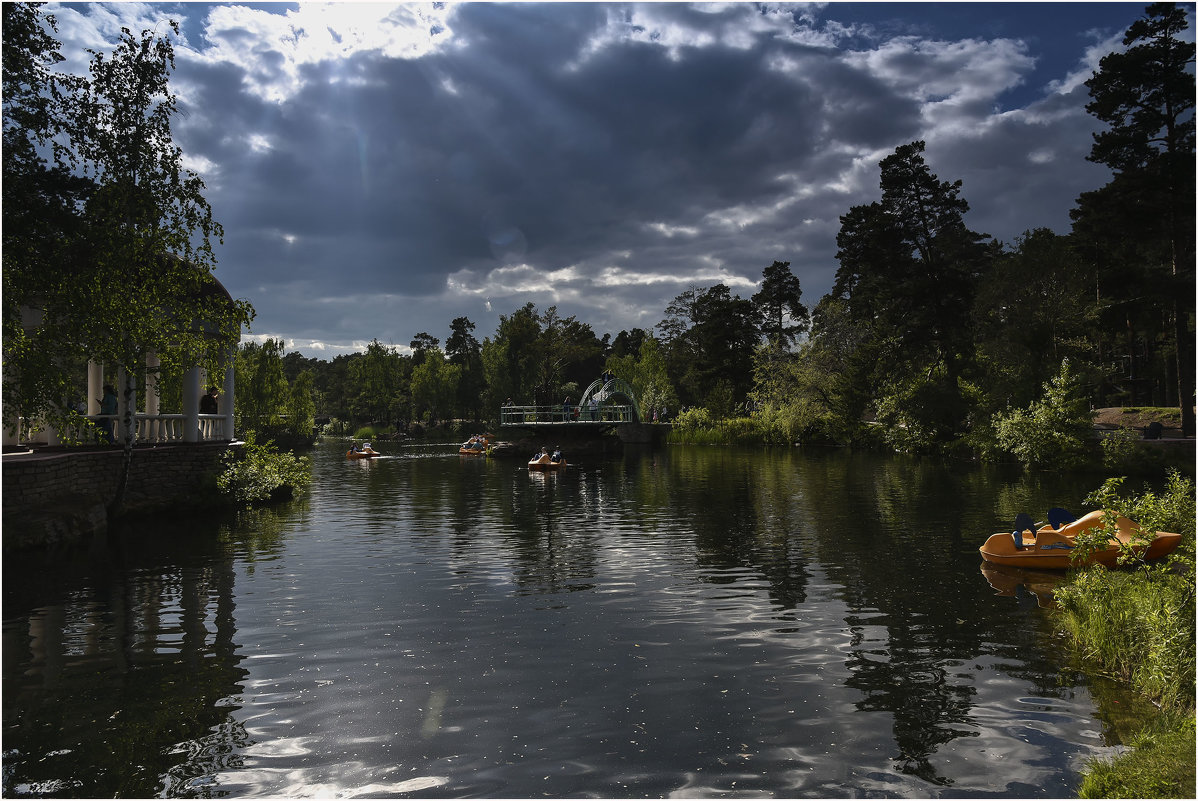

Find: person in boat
<box><xmin>534</xmin><ymin>445</ymin><xmax>548</xmax><ymax>460</ymax></box>
<box><xmin>551</xmin><ymin>446</ymin><xmax>562</xmax><ymax>463</ymax></box>
<box><xmin>350</xmin><ymin>441</ymin><xmax>361</xmax><ymax>453</ymax></box>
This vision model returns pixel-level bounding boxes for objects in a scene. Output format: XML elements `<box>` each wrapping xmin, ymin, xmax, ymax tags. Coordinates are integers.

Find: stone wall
<box><xmin>3</xmin><ymin>442</ymin><xmax>239</xmax><ymax>550</ymax></box>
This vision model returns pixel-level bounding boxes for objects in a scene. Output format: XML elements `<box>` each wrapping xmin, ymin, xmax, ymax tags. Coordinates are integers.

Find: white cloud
<box><xmin>192</xmin><ymin>2</ymin><xmax>458</xmax><ymax>102</ymax></box>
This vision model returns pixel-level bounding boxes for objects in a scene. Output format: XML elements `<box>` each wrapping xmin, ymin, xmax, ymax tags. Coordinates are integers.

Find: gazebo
<box><xmin>3</xmin><ymin>271</ymin><xmax>240</xmax><ymax>449</ymax></box>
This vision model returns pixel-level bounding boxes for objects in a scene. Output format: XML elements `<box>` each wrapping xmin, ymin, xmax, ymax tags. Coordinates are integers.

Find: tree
<box><xmin>605</xmin><ymin>335</ymin><xmax>678</xmax><ymax>418</ymax></box>
<box><xmin>610</xmin><ymin>328</ymin><xmax>650</xmax><ymax>359</ymax></box>
<box><xmin>1075</xmin><ymin>1</ymin><xmax>1195</xmax><ymax>434</ymax></box>
<box><xmin>752</xmin><ymin>260</ymin><xmax>809</xmax><ymax>348</ymax></box>
<box><xmin>409</xmin><ymin>332</ymin><xmax>440</xmax><ymax>367</ymax></box>
<box><xmin>4</xmin><ymin>17</ymin><xmax>253</xmax><ymax>513</ymax></box>
<box><xmin>349</xmin><ymin>339</ymin><xmax>407</xmax><ymax>424</ymax></box>
<box><xmin>658</xmin><ymin>284</ymin><xmax>759</xmax><ymax>409</ymax></box>
<box><xmin>410</xmin><ymin>348</ymin><xmax>460</xmax><ymax>425</ymax></box>
<box><xmin>287</xmin><ymin>371</ymin><xmax>317</xmax><ymax>437</ymax></box>
<box><xmin>446</xmin><ymin>316</ymin><xmax>484</xmax><ymax>419</ymax></box>
<box><xmin>830</xmin><ymin>141</ymin><xmax>993</xmax><ymax>448</ymax></box>
<box><xmin>994</xmin><ymin>359</ymin><xmax>1094</xmax><ymax>470</ymax></box>
<box><xmin>2</xmin><ymin>3</ymin><xmax>92</xmax><ymax>436</ymax></box>
<box><xmin>972</xmin><ymin>229</ymin><xmax>1098</xmax><ymax>413</ymax></box>
<box><xmin>483</xmin><ymin>303</ymin><xmax>542</xmax><ymax>408</ymax></box>
<box><xmin>235</xmin><ymin>339</ymin><xmax>289</xmax><ymax>433</ymax></box>
<box><xmin>537</xmin><ymin>306</ymin><xmax>603</xmax><ymax>401</ymax></box>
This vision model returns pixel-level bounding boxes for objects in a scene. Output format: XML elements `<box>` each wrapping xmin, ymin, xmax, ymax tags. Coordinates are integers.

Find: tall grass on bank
<box><xmin>667</xmin><ymin>409</ymin><xmax>781</xmax><ymax>445</ymax></box>
<box><xmin>1077</xmin><ymin>712</ymin><xmax>1196</xmax><ymax>799</ymax></box>
<box><xmin>1054</xmin><ymin>472</ymin><xmax>1194</xmax><ymax>709</ymax></box>
<box><xmin>1052</xmin><ymin>471</ymin><xmax>1195</xmax><ymax>798</ymax></box>
<box><xmin>1055</xmin><ymin>565</ymin><xmax>1195</xmax><ymax>710</ymax></box>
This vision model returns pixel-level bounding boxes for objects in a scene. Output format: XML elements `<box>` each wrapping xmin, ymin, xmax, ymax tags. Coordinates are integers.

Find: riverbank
<box><xmin>1053</xmin><ymin>472</ymin><xmax>1196</xmax><ymax>798</ymax></box>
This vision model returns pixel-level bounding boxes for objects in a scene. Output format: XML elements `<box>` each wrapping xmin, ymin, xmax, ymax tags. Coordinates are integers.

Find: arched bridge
<box><xmin>499</xmin><ymin>377</ymin><xmax>642</xmax><ymax>428</ymax></box>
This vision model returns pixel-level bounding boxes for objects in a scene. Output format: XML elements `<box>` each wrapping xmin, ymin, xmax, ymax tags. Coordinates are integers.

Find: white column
<box><xmin>183</xmin><ymin>366</ymin><xmax>202</xmax><ymax>443</ymax></box>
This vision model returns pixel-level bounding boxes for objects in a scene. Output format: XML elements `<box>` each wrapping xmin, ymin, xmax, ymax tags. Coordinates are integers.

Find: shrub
<box><xmin>993</xmin><ymin>359</ymin><xmax>1092</xmax><ymax>469</ymax></box>
<box><xmin>321</xmin><ymin>418</ymin><xmax>350</xmax><ymax>436</ymax></box>
<box><xmin>670</xmin><ymin>407</ymin><xmax>714</xmax><ymax>432</ymax></box>
<box><xmin>217</xmin><ymin>433</ymin><xmax>311</xmax><ymax>506</ymax></box>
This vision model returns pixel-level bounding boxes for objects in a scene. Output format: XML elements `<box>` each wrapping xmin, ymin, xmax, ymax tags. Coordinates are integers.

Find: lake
<box><xmin>3</xmin><ymin>440</ymin><xmax>1141</xmax><ymax>797</ymax></box>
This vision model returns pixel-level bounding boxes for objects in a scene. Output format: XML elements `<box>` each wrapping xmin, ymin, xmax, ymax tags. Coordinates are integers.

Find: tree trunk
<box><xmin>108</xmin><ymin>375</ymin><xmax>136</xmax><ymax>517</ymax></box>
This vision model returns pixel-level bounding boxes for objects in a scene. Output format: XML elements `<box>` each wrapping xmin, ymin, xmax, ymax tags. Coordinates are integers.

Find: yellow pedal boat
<box><xmin>527</xmin><ymin>453</ymin><xmax>566</xmax><ymax>471</ymax></box>
<box><xmin>979</xmin><ymin>509</ymin><xmax>1181</xmax><ymax>569</ymax></box>
<box><xmin>459</xmin><ymin>436</ymin><xmax>492</xmax><ymax>455</ymax></box>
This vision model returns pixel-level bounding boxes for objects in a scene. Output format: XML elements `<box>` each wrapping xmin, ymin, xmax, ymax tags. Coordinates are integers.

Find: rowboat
<box><xmin>346</xmin><ymin>446</ymin><xmax>380</xmax><ymax>460</ymax></box>
<box><xmin>978</xmin><ymin>509</ymin><xmax>1181</xmax><ymax>569</ymax></box>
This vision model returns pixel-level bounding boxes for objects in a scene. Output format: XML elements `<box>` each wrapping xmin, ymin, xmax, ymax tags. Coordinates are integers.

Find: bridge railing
<box><xmin>500</xmin><ymin>404</ymin><xmax>638</xmax><ymax>425</ymax></box>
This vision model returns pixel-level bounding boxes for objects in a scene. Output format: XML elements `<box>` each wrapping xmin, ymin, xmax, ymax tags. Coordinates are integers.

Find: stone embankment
<box><xmin>3</xmin><ymin>442</ymin><xmax>237</xmax><ymax>551</ymax></box>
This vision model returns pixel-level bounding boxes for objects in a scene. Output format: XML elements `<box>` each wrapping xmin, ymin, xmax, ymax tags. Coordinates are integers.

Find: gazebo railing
<box><xmin>6</xmin><ymin>414</ymin><xmax>230</xmax><ymax>447</ymax></box>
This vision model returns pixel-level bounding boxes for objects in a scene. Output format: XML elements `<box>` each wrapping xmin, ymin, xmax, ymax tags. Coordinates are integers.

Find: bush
<box><xmin>666</xmin><ymin>409</ymin><xmax>771</xmax><ymax>444</ymax></box>
<box><xmin>321</xmin><ymin>418</ymin><xmax>351</xmax><ymax>436</ymax></box>
<box><xmin>993</xmin><ymin>359</ymin><xmax>1092</xmax><ymax>469</ymax></box>
<box><xmin>1054</xmin><ymin>567</ymin><xmax>1195</xmax><ymax>710</ymax></box>
<box><xmin>217</xmin><ymin>434</ymin><xmax>311</xmax><ymax>506</ymax></box>
<box><xmin>670</xmin><ymin>406</ymin><xmax>714</xmax><ymax>432</ymax></box>
<box><xmin>352</xmin><ymin>425</ymin><xmax>390</xmax><ymax>440</ymax></box>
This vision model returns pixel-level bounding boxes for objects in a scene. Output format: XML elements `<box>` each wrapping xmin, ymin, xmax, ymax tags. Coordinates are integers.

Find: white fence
<box><xmin>7</xmin><ymin>414</ymin><xmax>230</xmax><ymax>447</ymax></box>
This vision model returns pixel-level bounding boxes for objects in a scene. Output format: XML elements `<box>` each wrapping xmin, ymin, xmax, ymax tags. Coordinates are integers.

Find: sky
<box><xmin>41</xmin><ymin>1</ymin><xmax>1185</xmax><ymax>359</ymax></box>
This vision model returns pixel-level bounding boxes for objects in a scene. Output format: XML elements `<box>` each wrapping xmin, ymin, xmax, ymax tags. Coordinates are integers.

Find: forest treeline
<box><xmin>240</xmin><ymin>3</ymin><xmax>1194</xmax><ymax>461</ymax></box>
<box><xmin>4</xmin><ymin>3</ymin><xmax>1192</xmax><ymax>467</ymax></box>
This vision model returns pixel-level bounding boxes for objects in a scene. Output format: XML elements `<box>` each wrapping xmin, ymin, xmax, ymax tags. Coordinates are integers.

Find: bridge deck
<box><xmin>499</xmin><ymin>404</ymin><xmax>637</xmax><ymax>428</ymax></box>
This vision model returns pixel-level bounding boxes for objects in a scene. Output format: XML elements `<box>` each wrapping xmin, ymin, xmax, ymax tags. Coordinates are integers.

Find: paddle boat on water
<box><xmin>528</xmin><ymin>446</ymin><xmax>566</xmax><ymax>471</ymax></box>
<box><xmin>346</xmin><ymin>442</ymin><xmax>381</xmax><ymax>460</ymax></box>
<box><xmin>979</xmin><ymin>508</ymin><xmax>1181</xmax><ymax>569</ymax></box>
<box><xmin>459</xmin><ymin>434</ymin><xmax>494</xmax><ymax>456</ymax></box>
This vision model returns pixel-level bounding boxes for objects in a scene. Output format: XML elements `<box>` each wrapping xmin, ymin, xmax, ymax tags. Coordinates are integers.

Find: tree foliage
<box><xmin>1074</xmin><ymin>1</ymin><xmax>1195</xmax><ymax>434</ymax></box>
<box><xmin>993</xmin><ymin>360</ymin><xmax>1094</xmax><ymax>469</ymax></box>
<box><xmin>752</xmin><ymin>260</ymin><xmax>809</xmax><ymax>349</ymax></box>
<box><xmin>2</xmin><ymin>8</ymin><xmax>254</xmax><ymax>513</ymax></box>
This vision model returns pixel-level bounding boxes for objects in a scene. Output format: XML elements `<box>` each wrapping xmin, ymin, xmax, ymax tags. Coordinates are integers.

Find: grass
<box><xmin>1054</xmin><ymin>566</ymin><xmax>1195</xmax><ymax>709</ymax></box>
<box><xmin>1052</xmin><ymin>472</ymin><xmax>1195</xmax><ymax>798</ymax></box>
<box><xmin>1079</xmin><ymin>713</ymin><xmax>1196</xmax><ymax>798</ymax></box>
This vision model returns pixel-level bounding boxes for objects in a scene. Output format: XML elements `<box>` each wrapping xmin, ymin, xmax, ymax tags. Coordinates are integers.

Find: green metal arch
<box><xmin>579</xmin><ymin>377</ymin><xmax>641</xmax><ymax>423</ymax></box>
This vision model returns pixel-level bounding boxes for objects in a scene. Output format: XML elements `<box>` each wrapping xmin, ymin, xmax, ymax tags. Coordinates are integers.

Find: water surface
<box><xmin>3</xmin><ymin>442</ymin><xmax>1133</xmax><ymax>797</ymax></box>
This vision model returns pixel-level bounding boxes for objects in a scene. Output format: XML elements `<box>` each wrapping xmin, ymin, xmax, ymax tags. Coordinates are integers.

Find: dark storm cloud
<box><xmin>42</xmin><ymin>1</ymin><xmax>1157</xmax><ymax>355</ymax></box>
